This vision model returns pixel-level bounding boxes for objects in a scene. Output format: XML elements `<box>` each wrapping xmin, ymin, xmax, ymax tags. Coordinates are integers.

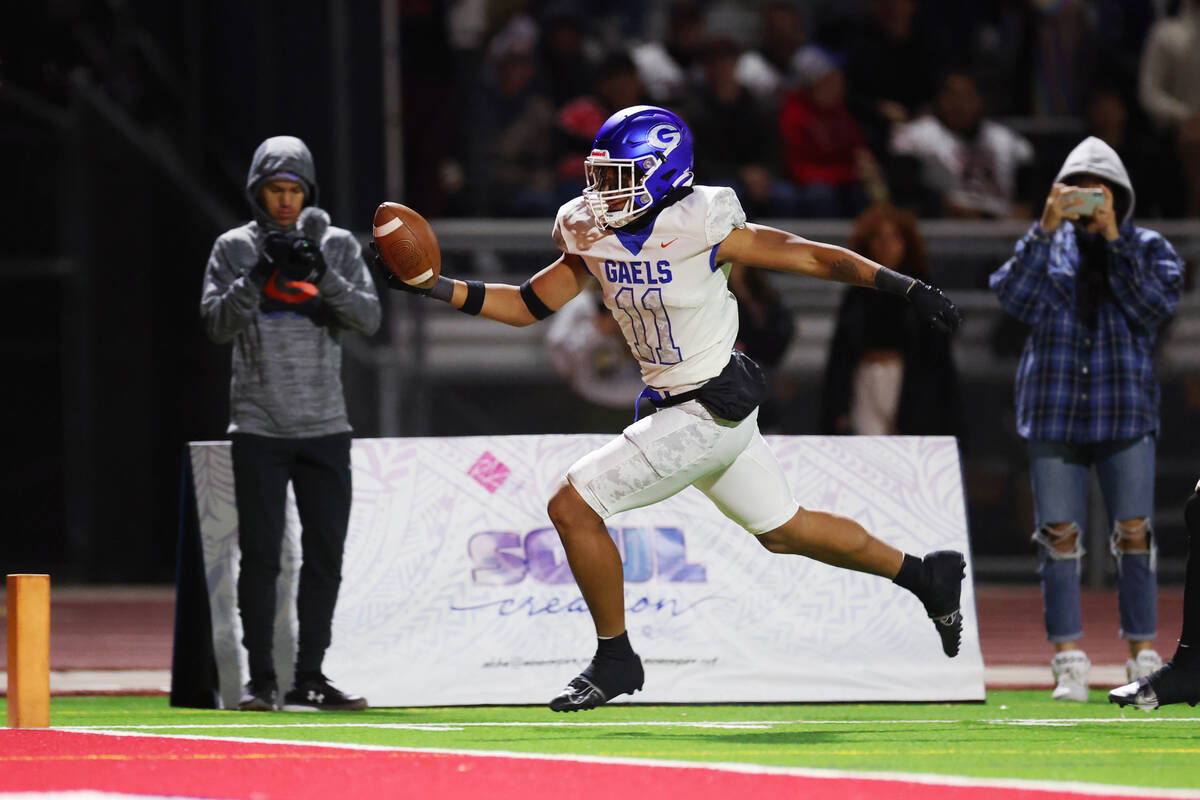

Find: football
<box><xmin>372</xmin><ymin>202</ymin><xmax>441</xmax><ymax>287</ymax></box>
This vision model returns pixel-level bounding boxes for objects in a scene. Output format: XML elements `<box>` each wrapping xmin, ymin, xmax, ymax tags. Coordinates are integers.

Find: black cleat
<box><xmin>922</xmin><ymin>550</ymin><xmax>966</xmax><ymax>657</ymax></box>
<box><xmin>238</xmin><ymin>678</ymin><xmax>278</xmax><ymax>711</ymax></box>
<box><xmin>549</xmin><ymin>653</ymin><xmax>644</xmax><ymax>712</ymax></box>
<box><xmin>282</xmin><ymin>674</ymin><xmax>368</xmax><ymax>711</ymax></box>
<box><xmin>1109</xmin><ymin>661</ymin><xmax>1200</xmax><ymax>711</ymax></box>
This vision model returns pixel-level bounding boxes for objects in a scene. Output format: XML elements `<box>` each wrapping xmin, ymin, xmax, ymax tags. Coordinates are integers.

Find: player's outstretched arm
<box><xmin>716</xmin><ymin>223</ymin><xmax>962</xmax><ymax>333</ymax></box>
<box><xmin>376</xmin><ymin>248</ymin><xmax>592</xmax><ymax>327</ymax></box>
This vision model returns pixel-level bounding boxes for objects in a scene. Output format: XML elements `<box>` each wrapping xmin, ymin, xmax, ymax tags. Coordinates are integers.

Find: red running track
<box><xmin>0</xmin><ymin>729</ymin><xmax>1187</xmax><ymax>800</ymax></box>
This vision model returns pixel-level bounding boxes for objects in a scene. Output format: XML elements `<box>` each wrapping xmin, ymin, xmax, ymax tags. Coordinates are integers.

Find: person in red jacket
<box><xmin>779</xmin><ymin>46</ymin><xmax>886</xmax><ymax>217</ymax></box>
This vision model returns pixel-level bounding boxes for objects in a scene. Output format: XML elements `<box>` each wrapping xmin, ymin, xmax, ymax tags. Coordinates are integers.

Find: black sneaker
<box><xmin>282</xmin><ymin>674</ymin><xmax>368</xmax><ymax>711</ymax></box>
<box><xmin>1109</xmin><ymin>661</ymin><xmax>1200</xmax><ymax>711</ymax></box>
<box><xmin>922</xmin><ymin>550</ymin><xmax>966</xmax><ymax>658</ymax></box>
<box><xmin>238</xmin><ymin>678</ymin><xmax>278</xmax><ymax>711</ymax></box>
<box><xmin>549</xmin><ymin>653</ymin><xmax>644</xmax><ymax>712</ymax></box>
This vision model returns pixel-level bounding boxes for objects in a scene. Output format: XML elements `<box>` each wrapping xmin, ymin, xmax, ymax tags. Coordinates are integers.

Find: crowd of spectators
<box><xmin>440</xmin><ymin>0</ymin><xmax>1200</xmax><ymax>221</ymax></box>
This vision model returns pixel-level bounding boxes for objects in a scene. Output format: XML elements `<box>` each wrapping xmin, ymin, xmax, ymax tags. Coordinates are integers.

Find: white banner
<box><xmin>189</xmin><ymin>435</ymin><xmax>983</xmax><ymax>708</ymax></box>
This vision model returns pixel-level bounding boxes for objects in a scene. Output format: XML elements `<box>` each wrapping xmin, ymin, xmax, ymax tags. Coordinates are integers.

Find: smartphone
<box><xmin>1062</xmin><ymin>187</ymin><xmax>1105</xmax><ymax>216</ymax></box>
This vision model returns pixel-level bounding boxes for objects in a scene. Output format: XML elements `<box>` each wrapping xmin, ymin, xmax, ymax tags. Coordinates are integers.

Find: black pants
<box><xmin>231</xmin><ymin>432</ymin><xmax>352</xmax><ymax>682</ymax></box>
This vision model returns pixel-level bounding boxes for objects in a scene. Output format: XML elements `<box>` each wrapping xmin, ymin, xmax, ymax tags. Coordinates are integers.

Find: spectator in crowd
<box><xmin>538</xmin><ymin>7</ymin><xmax>602</xmax><ymax>107</ymax></box>
<box><xmin>553</xmin><ymin>51</ymin><xmax>650</xmax><ymax>205</ymax></box>
<box><xmin>468</xmin><ymin>35</ymin><xmax>558</xmax><ymax>216</ymax></box>
<box><xmin>1139</xmin><ymin>0</ymin><xmax>1200</xmax><ymax>217</ymax></box>
<box><xmin>1027</xmin><ymin>0</ymin><xmax>1100</xmax><ymax>118</ymax></box>
<box><xmin>963</xmin><ymin>1</ymin><xmax>1034</xmax><ymax>118</ymax></box>
<box><xmin>630</xmin><ymin>0</ymin><xmax>707</xmax><ymax>105</ymax></box>
<box><xmin>728</xmin><ymin>266</ymin><xmax>796</xmax><ymax>432</ymax></box>
<box><xmin>779</xmin><ymin>46</ymin><xmax>887</xmax><ymax>218</ymax></box>
<box><xmin>840</xmin><ymin>0</ymin><xmax>949</xmax><ymax>158</ymax></box>
<box><xmin>735</xmin><ymin>1</ymin><xmax>809</xmax><ymax>105</ymax></box>
<box><xmin>684</xmin><ymin>37</ymin><xmax>798</xmax><ymax>219</ymax></box>
<box><xmin>890</xmin><ymin>70</ymin><xmax>1035</xmax><ymax>219</ymax></box>
<box><xmin>1083</xmin><ymin>85</ymin><xmax>1167</xmax><ymax>218</ymax></box>
<box><xmin>820</xmin><ymin>204</ymin><xmax>964</xmax><ymax>440</ymax></box>
<box><xmin>1111</xmin><ymin>477</ymin><xmax>1200</xmax><ymax>710</ymax></box>
<box><xmin>200</xmin><ymin>136</ymin><xmax>381</xmax><ymax>711</ymax></box>
<box><xmin>1091</xmin><ymin>0</ymin><xmax>1159</xmax><ymax>103</ymax></box>
<box><xmin>989</xmin><ymin>135</ymin><xmax>1184</xmax><ymax>703</ymax></box>
<box><xmin>546</xmin><ymin>287</ymin><xmax>647</xmax><ymax>420</ymax></box>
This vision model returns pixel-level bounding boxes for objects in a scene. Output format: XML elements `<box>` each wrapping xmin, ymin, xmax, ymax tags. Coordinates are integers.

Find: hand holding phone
<box><xmin>1060</xmin><ymin>187</ymin><xmax>1105</xmax><ymax>217</ymax></box>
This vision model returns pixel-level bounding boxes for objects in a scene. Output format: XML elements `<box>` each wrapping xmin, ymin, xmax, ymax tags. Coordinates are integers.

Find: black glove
<box><xmin>281</xmin><ymin>237</ymin><xmax>326</xmax><ymax>283</ymax></box>
<box><xmin>908</xmin><ymin>280</ymin><xmax>963</xmax><ymax>334</ymax></box>
<box><xmin>369</xmin><ymin>241</ymin><xmax>431</xmax><ymax>295</ymax></box>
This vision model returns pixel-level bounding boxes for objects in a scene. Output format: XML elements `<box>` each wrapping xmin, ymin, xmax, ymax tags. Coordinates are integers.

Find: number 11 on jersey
<box><xmin>614</xmin><ymin>287</ymin><xmax>683</xmax><ymax>365</ymax></box>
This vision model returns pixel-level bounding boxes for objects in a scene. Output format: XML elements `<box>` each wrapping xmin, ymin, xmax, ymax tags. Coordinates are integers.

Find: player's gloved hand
<box><xmin>369</xmin><ymin>241</ymin><xmax>433</xmax><ymax>295</ymax></box>
<box><xmin>907</xmin><ymin>280</ymin><xmax>963</xmax><ymax>334</ymax></box>
<box><xmin>282</xmin><ymin>237</ymin><xmax>326</xmax><ymax>283</ymax></box>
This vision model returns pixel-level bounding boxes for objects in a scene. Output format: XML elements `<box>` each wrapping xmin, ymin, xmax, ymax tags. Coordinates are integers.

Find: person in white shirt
<box><xmin>890</xmin><ymin>71</ymin><xmax>1034</xmax><ymax>219</ymax></box>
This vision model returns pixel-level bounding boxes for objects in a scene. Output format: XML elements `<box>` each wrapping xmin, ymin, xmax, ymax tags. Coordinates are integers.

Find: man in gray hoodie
<box><xmin>201</xmin><ymin>136</ymin><xmax>381</xmax><ymax>711</ymax></box>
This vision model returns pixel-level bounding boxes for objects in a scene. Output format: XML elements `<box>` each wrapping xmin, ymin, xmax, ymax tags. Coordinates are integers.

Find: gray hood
<box><xmin>245</xmin><ymin>135</ymin><xmax>320</xmax><ymax>227</ymax></box>
<box><xmin>1054</xmin><ymin>135</ymin><xmax>1135</xmax><ymax>225</ymax></box>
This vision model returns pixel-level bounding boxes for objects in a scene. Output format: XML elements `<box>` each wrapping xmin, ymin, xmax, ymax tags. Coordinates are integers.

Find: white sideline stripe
<box><xmin>372</xmin><ymin>217</ymin><xmax>403</xmax><ymax>237</ymax></box>
<box><xmin>58</xmin><ymin>729</ymin><xmax>1200</xmax><ymax>799</ymax></box>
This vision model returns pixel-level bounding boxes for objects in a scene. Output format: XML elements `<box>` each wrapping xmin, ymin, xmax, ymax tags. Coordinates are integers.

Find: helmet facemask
<box><xmin>583</xmin><ymin>152</ymin><xmax>661</xmax><ymax>229</ymax></box>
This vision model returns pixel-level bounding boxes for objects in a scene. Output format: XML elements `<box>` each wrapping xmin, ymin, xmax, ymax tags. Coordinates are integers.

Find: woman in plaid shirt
<box><xmin>990</xmin><ymin>136</ymin><xmax>1184</xmax><ymax>703</ymax></box>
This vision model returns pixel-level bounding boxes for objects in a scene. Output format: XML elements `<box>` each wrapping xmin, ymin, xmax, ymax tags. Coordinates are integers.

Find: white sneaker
<box><xmin>1126</xmin><ymin>649</ymin><xmax>1163</xmax><ymax>683</ymax></box>
<box><xmin>1051</xmin><ymin>650</ymin><xmax>1090</xmax><ymax>702</ymax></box>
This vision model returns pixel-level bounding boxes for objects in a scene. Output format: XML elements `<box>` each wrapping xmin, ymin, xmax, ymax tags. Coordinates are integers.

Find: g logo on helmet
<box><xmin>648</xmin><ymin>124</ymin><xmax>681</xmax><ymax>155</ymax></box>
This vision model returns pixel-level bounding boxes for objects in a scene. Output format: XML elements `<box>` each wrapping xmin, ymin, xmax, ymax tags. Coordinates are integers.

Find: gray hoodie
<box><xmin>1054</xmin><ymin>135</ymin><xmax>1136</xmax><ymax>226</ymax></box>
<box><xmin>200</xmin><ymin>136</ymin><xmax>381</xmax><ymax>437</ymax></box>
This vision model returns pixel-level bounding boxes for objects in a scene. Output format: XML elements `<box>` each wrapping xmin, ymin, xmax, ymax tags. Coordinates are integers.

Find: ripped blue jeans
<box><xmin>1029</xmin><ymin>435</ymin><xmax>1157</xmax><ymax>643</ymax></box>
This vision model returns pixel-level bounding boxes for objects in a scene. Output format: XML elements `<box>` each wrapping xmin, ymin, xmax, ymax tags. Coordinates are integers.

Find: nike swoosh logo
<box><xmin>661</xmin><ymin>238</ymin><xmax>678</xmax><ymax>248</ymax></box>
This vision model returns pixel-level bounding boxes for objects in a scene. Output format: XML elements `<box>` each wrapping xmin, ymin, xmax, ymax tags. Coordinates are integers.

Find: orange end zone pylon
<box><xmin>6</xmin><ymin>573</ymin><xmax>50</xmax><ymax>727</ymax></box>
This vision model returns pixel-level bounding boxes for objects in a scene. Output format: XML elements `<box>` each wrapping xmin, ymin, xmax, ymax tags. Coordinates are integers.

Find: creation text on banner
<box><xmin>186</xmin><ymin>435</ymin><xmax>983</xmax><ymax>707</ymax></box>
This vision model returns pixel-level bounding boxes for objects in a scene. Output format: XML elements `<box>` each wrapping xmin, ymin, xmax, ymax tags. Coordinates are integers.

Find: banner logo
<box><xmin>469</xmin><ymin>526</ymin><xmax>706</xmax><ymax>585</ymax></box>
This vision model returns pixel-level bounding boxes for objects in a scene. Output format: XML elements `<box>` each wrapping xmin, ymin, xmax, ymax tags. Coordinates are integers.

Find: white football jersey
<box><xmin>552</xmin><ymin>185</ymin><xmax>747</xmax><ymax>391</ymax></box>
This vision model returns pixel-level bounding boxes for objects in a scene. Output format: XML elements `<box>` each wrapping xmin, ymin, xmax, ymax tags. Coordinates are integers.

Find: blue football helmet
<box><xmin>583</xmin><ymin>105</ymin><xmax>694</xmax><ymax>229</ymax></box>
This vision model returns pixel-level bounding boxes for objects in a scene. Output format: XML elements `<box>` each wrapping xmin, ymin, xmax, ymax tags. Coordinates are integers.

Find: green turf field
<box><xmin>15</xmin><ymin>692</ymin><xmax>1199</xmax><ymax>791</ymax></box>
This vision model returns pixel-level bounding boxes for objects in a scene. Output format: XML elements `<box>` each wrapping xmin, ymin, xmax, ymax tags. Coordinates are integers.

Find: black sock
<box><xmin>892</xmin><ymin>553</ymin><xmax>930</xmax><ymax>602</ymax></box>
<box><xmin>596</xmin><ymin>631</ymin><xmax>635</xmax><ymax>661</ymax></box>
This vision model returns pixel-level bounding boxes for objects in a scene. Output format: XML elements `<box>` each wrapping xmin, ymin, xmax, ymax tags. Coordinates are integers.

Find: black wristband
<box><xmin>459</xmin><ymin>280</ymin><xmax>486</xmax><ymax>316</ymax></box>
<box><xmin>874</xmin><ymin>266</ymin><xmax>915</xmax><ymax>296</ymax></box>
<box><xmin>519</xmin><ymin>279</ymin><xmax>555</xmax><ymax>320</ymax></box>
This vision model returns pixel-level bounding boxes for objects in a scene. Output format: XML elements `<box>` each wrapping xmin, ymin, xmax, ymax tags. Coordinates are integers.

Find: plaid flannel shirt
<box><xmin>989</xmin><ymin>221</ymin><xmax>1183</xmax><ymax>443</ymax></box>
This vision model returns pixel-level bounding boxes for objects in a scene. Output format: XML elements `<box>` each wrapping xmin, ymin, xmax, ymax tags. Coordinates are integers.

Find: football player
<box><xmin>1110</xmin><ymin>480</ymin><xmax>1200</xmax><ymax>710</ymax></box>
<box><xmin>379</xmin><ymin>105</ymin><xmax>967</xmax><ymax>711</ymax></box>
